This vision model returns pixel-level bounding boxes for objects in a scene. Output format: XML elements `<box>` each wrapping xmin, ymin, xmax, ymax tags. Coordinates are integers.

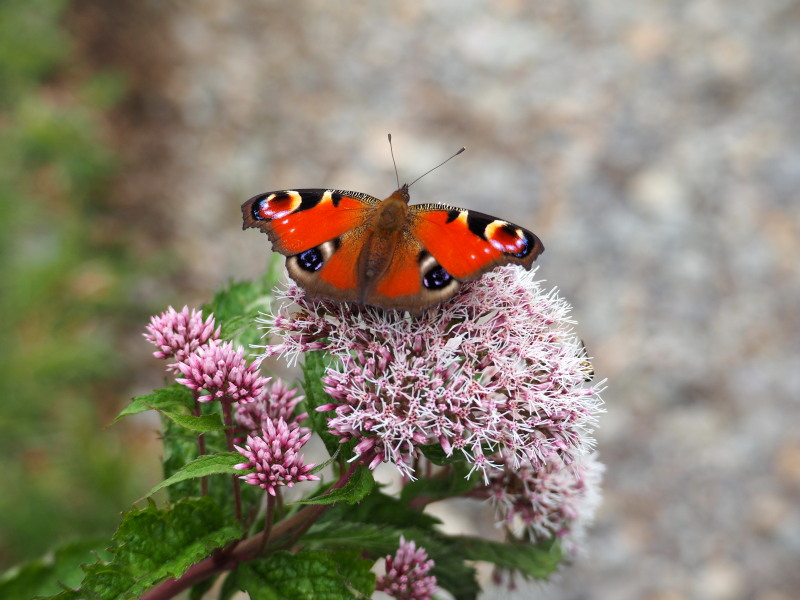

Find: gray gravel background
<box><xmin>76</xmin><ymin>2</ymin><xmax>800</xmax><ymax>598</ymax></box>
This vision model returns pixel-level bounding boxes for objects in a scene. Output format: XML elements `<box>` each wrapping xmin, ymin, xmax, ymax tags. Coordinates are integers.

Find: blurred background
<box><xmin>2</xmin><ymin>1</ymin><xmax>799</xmax><ymax>598</ymax></box>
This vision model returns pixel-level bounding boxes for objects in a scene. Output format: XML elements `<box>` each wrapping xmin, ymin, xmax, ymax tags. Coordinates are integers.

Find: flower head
<box><xmin>143</xmin><ymin>306</ymin><xmax>220</xmax><ymax>371</ymax></box>
<box><xmin>176</xmin><ymin>339</ymin><xmax>269</xmax><ymax>403</ymax></box>
<box><xmin>261</xmin><ymin>267</ymin><xmax>604</xmax><ymax>481</ymax></box>
<box><xmin>235</xmin><ymin>378</ymin><xmax>307</xmax><ymax>436</ymax></box>
<box><xmin>376</xmin><ymin>536</ymin><xmax>437</xmax><ymax>600</ymax></box>
<box><xmin>486</xmin><ymin>452</ymin><xmax>604</xmax><ymax>555</ymax></box>
<box><xmin>234</xmin><ymin>417</ymin><xmax>319</xmax><ymax>495</ymax></box>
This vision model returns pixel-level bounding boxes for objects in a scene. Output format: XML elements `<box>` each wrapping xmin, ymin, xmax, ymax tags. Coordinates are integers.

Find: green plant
<box><xmin>1</xmin><ymin>265</ymin><xmax>604</xmax><ymax>599</ymax></box>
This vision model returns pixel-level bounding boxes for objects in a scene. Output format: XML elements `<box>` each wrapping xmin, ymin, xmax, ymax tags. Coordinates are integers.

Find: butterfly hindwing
<box><xmin>364</xmin><ymin>241</ymin><xmax>462</xmax><ymax>310</ymax></box>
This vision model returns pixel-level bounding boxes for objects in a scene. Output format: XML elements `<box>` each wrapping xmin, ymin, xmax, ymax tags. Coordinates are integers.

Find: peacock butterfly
<box><xmin>241</xmin><ymin>153</ymin><xmax>544</xmax><ymax>312</ymax></box>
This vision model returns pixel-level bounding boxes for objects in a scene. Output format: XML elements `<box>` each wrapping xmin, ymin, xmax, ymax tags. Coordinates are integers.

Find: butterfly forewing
<box><xmin>241</xmin><ymin>189</ymin><xmax>379</xmax><ymax>255</ymax></box>
<box><xmin>408</xmin><ymin>204</ymin><xmax>544</xmax><ymax>281</ymax></box>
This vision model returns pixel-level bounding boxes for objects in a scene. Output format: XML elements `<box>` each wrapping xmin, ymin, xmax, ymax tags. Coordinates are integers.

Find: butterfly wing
<box><xmin>408</xmin><ymin>203</ymin><xmax>544</xmax><ymax>281</ymax></box>
<box><xmin>361</xmin><ymin>203</ymin><xmax>544</xmax><ymax>312</ymax></box>
<box><xmin>242</xmin><ymin>188</ymin><xmax>379</xmax><ymax>302</ymax></box>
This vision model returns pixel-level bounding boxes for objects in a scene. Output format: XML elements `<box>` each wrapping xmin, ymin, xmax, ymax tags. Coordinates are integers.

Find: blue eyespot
<box><xmin>297</xmin><ymin>248</ymin><xmax>324</xmax><ymax>272</ymax></box>
<box><xmin>423</xmin><ymin>265</ymin><xmax>452</xmax><ymax>290</ymax></box>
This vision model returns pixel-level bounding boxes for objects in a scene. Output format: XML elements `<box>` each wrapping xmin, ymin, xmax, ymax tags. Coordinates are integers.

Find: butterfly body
<box><xmin>242</xmin><ymin>184</ymin><xmax>544</xmax><ymax>312</ymax></box>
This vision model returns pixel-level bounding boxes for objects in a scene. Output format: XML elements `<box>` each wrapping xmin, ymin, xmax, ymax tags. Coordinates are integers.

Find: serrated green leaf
<box><xmin>399</xmin><ymin>462</ymin><xmax>478</xmax><ymax>504</ymax></box>
<box><xmin>157</xmin><ymin>409</ymin><xmax>225</xmax><ymax>433</ymax></box>
<box><xmin>301</xmin><ymin>351</ymin><xmax>342</xmax><ymax>456</ymax></box>
<box><xmin>144</xmin><ymin>452</ymin><xmax>243</xmax><ymax>498</ymax></box>
<box><xmin>0</xmin><ymin>538</ymin><xmax>110</xmax><ymax>599</ymax></box>
<box><xmin>295</xmin><ymin>466</ymin><xmax>374</xmax><ymax>506</ymax></box>
<box><xmin>38</xmin><ymin>497</ymin><xmax>242</xmax><ymax>600</ymax></box>
<box><xmin>451</xmin><ymin>536</ymin><xmax>563</xmax><ymax>580</ymax></box>
<box><xmin>161</xmin><ymin>416</ymin><xmax>203</xmax><ymax>500</ymax></box>
<box><xmin>113</xmin><ymin>384</ymin><xmax>194</xmax><ymax>423</ymax></box>
<box><xmin>235</xmin><ymin>550</ymin><xmax>374</xmax><ymax>600</ymax></box>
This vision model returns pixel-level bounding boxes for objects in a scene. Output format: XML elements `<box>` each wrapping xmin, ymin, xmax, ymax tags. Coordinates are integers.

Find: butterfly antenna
<box><xmin>388</xmin><ymin>133</ymin><xmax>400</xmax><ymax>189</ymax></box>
<box><xmin>408</xmin><ymin>146</ymin><xmax>466</xmax><ymax>188</ymax></box>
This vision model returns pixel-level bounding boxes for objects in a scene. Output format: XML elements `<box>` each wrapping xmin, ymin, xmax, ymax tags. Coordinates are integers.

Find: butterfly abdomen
<box><xmin>357</xmin><ymin>193</ymin><xmax>410</xmax><ymax>295</ymax></box>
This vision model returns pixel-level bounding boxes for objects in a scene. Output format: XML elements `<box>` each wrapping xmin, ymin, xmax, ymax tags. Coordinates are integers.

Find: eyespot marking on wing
<box><xmin>417</xmin><ymin>251</ymin><xmax>458</xmax><ymax>293</ymax></box>
<box><xmin>288</xmin><ymin>239</ymin><xmax>339</xmax><ymax>275</ymax></box>
<box><xmin>484</xmin><ymin>220</ymin><xmax>535</xmax><ymax>258</ymax></box>
<box><xmin>251</xmin><ymin>191</ymin><xmax>303</xmax><ymax>221</ymax></box>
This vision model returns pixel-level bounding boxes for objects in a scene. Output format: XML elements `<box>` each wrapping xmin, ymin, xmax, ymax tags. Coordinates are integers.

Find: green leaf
<box><xmin>303</xmin><ymin>521</ymin><xmax>403</xmax><ymax>556</ymax></box>
<box><xmin>161</xmin><ymin>416</ymin><xmax>203</xmax><ymax>501</ymax></box>
<box><xmin>0</xmin><ymin>538</ymin><xmax>110</xmax><ymax>599</ymax></box>
<box><xmin>450</xmin><ymin>536</ymin><xmax>563</xmax><ymax>580</ymax></box>
<box><xmin>235</xmin><ymin>550</ymin><xmax>374</xmax><ymax>600</ymax></box>
<box><xmin>399</xmin><ymin>461</ymin><xmax>478</xmax><ymax>503</ymax></box>
<box><xmin>113</xmin><ymin>384</ymin><xmax>194</xmax><ymax>423</ymax></box>
<box><xmin>295</xmin><ymin>466</ymin><xmax>374</xmax><ymax>506</ymax></box>
<box><xmin>144</xmin><ymin>452</ymin><xmax>243</xmax><ymax>498</ymax></box>
<box><xmin>157</xmin><ymin>409</ymin><xmax>225</xmax><ymax>433</ymax></box>
<box><xmin>316</xmin><ymin>493</ymin><xmax>493</xmax><ymax>598</ymax></box>
<box><xmin>326</xmin><ymin>490</ymin><xmax>440</xmax><ymax>530</ymax></box>
<box><xmin>419</xmin><ymin>442</ymin><xmax>468</xmax><ymax>466</ymax></box>
<box><xmin>301</xmin><ymin>351</ymin><xmax>341</xmax><ymax>456</ymax></box>
<box><xmin>38</xmin><ymin>497</ymin><xmax>242</xmax><ymax>600</ymax></box>
<box><xmin>202</xmin><ymin>261</ymin><xmax>282</xmax><ymax>348</ymax></box>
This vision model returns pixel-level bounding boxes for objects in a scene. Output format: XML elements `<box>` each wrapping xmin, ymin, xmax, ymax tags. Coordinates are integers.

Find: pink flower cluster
<box><xmin>144</xmin><ymin>306</ymin><xmax>317</xmax><ymax>498</ymax></box>
<box><xmin>234</xmin><ymin>417</ymin><xmax>319</xmax><ymax>496</ymax></box>
<box><xmin>235</xmin><ymin>378</ymin><xmax>307</xmax><ymax>435</ymax></box>
<box><xmin>376</xmin><ymin>536</ymin><xmax>437</xmax><ymax>600</ymax></box>
<box><xmin>260</xmin><ymin>267</ymin><xmax>604</xmax><ymax>481</ymax></box>
<box><xmin>143</xmin><ymin>306</ymin><xmax>220</xmax><ymax>371</ymax></box>
<box><xmin>175</xmin><ymin>340</ymin><xmax>269</xmax><ymax>404</ymax></box>
<box><xmin>486</xmin><ymin>452</ymin><xmax>604</xmax><ymax>555</ymax></box>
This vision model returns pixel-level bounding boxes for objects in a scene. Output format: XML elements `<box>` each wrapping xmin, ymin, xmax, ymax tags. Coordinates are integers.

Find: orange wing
<box><xmin>408</xmin><ymin>204</ymin><xmax>544</xmax><ymax>281</ymax></box>
<box><xmin>241</xmin><ymin>189</ymin><xmax>378</xmax><ymax>255</ymax></box>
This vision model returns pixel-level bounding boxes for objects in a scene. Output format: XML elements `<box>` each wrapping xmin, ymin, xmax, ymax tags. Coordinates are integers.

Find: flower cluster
<box><xmin>235</xmin><ymin>378</ymin><xmax>306</xmax><ymax>436</ymax></box>
<box><xmin>486</xmin><ymin>451</ymin><xmax>604</xmax><ymax>555</ymax></box>
<box><xmin>234</xmin><ymin>417</ymin><xmax>319</xmax><ymax>496</ymax></box>
<box><xmin>376</xmin><ymin>536</ymin><xmax>437</xmax><ymax>600</ymax></box>
<box><xmin>176</xmin><ymin>340</ymin><xmax>269</xmax><ymax>404</ymax></box>
<box><xmin>260</xmin><ymin>267</ymin><xmax>604</xmax><ymax>481</ymax></box>
<box><xmin>143</xmin><ymin>306</ymin><xmax>220</xmax><ymax>371</ymax></box>
<box><xmin>143</xmin><ymin>305</ymin><xmax>322</xmax><ymax>502</ymax></box>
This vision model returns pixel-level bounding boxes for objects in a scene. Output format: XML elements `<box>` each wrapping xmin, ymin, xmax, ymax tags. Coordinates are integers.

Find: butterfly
<box><xmin>241</xmin><ymin>183</ymin><xmax>544</xmax><ymax>313</ymax></box>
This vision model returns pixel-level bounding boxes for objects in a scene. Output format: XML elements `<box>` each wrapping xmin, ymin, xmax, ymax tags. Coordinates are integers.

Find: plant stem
<box><xmin>258</xmin><ymin>495</ymin><xmax>276</xmax><ymax>554</ymax></box>
<box><xmin>193</xmin><ymin>397</ymin><xmax>208</xmax><ymax>496</ymax></box>
<box><xmin>221</xmin><ymin>400</ymin><xmax>242</xmax><ymax>522</ymax></box>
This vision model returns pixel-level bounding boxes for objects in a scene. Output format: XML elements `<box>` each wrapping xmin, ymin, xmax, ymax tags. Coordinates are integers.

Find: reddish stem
<box><xmin>192</xmin><ymin>398</ymin><xmax>208</xmax><ymax>496</ymax></box>
<box><xmin>221</xmin><ymin>400</ymin><xmax>242</xmax><ymax>522</ymax></box>
<box><xmin>258</xmin><ymin>495</ymin><xmax>276</xmax><ymax>554</ymax></box>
